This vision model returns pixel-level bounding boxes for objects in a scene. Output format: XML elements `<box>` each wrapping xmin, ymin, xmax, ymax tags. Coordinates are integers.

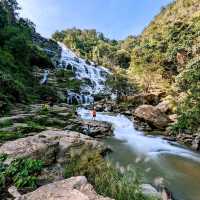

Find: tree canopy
<box><xmin>52</xmin><ymin>28</ymin><xmax>137</xmax><ymax>69</ymax></box>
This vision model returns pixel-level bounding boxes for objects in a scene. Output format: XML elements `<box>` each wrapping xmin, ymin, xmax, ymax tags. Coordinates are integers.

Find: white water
<box><xmin>58</xmin><ymin>42</ymin><xmax>110</xmax><ymax>98</ymax></box>
<box><xmin>78</xmin><ymin>108</ymin><xmax>200</xmax><ymax>163</ymax></box>
<box><xmin>78</xmin><ymin>108</ymin><xmax>200</xmax><ymax>200</ymax></box>
<box><xmin>58</xmin><ymin>42</ymin><xmax>200</xmax><ymax>163</ymax></box>
<box><xmin>60</xmin><ymin>42</ymin><xmax>200</xmax><ymax>199</ymax></box>
<box><xmin>40</xmin><ymin>70</ymin><xmax>49</xmax><ymax>85</ymax></box>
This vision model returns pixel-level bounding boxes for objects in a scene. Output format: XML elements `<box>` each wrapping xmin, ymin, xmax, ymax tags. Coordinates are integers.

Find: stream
<box><xmin>78</xmin><ymin>108</ymin><xmax>200</xmax><ymax>200</ymax></box>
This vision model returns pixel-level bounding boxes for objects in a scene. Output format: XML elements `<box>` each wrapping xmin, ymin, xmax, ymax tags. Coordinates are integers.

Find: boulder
<box><xmin>45</xmin><ymin>118</ymin><xmax>67</xmax><ymax>127</ymax></box>
<box><xmin>29</xmin><ymin>104</ymin><xmax>71</xmax><ymax>114</ymax></box>
<box><xmin>65</xmin><ymin>118</ymin><xmax>113</xmax><ymax>138</ymax></box>
<box><xmin>134</xmin><ymin>121</ymin><xmax>152</xmax><ymax>132</ymax></box>
<box><xmin>156</xmin><ymin>101</ymin><xmax>170</xmax><ymax>113</ymax></box>
<box><xmin>93</xmin><ymin>101</ymin><xmax>114</xmax><ymax>112</ymax></box>
<box><xmin>0</xmin><ymin>130</ymin><xmax>107</xmax><ymax>165</ymax></box>
<box><xmin>81</xmin><ymin>120</ymin><xmax>113</xmax><ymax>138</ymax></box>
<box><xmin>192</xmin><ymin>134</ymin><xmax>200</xmax><ymax>151</ymax></box>
<box><xmin>168</xmin><ymin>114</ymin><xmax>177</xmax><ymax>123</ymax></box>
<box><xmin>134</xmin><ymin>105</ymin><xmax>170</xmax><ymax>130</ymax></box>
<box><xmin>141</xmin><ymin>184</ymin><xmax>161</xmax><ymax>199</ymax></box>
<box><xmin>8</xmin><ymin>186</ymin><xmax>21</xmax><ymax>198</ymax></box>
<box><xmin>17</xmin><ymin>176</ymin><xmax>113</xmax><ymax>200</ymax></box>
<box><xmin>177</xmin><ymin>133</ymin><xmax>193</xmax><ymax>146</ymax></box>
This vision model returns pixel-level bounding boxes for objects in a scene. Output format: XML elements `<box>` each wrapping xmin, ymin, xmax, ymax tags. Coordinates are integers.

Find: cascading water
<box><xmin>40</xmin><ymin>69</ymin><xmax>49</xmax><ymax>85</ymax></box>
<box><xmin>78</xmin><ymin>108</ymin><xmax>200</xmax><ymax>162</ymax></box>
<box><xmin>78</xmin><ymin>108</ymin><xmax>200</xmax><ymax>200</ymax></box>
<box><xmin>58</xmin><ymin>42</ymin><xmax>110</xmax><ymax>104</ymax></box>
<box><xmin>55</xmin><ymin>42</ymin><xmax>200</xmax><ymax>200</ymax></box>
<box><xmin>66</xmin><ymin>91</ymin><xmax>94</xmax><ymax>105</ymax></box>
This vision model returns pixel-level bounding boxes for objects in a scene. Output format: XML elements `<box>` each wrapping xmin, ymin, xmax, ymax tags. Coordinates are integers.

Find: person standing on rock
<box><xmin>92</xmin><ymin>107</ymin><xmax>96</xmax><ymax>121</ymax></box>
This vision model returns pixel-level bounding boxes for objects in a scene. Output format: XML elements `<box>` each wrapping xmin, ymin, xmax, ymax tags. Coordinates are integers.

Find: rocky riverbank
<box><xmin>93</xmin><ymin>92</ymin><xmax>200</xmax><ymax>152</ymax></box>
<box><xmin>0</xmin><ymin>103</ymin><xmax>169</xmax><ymax>200</ymax></box>
<box><xmin>0</xmin><ymin>103</ymin><xmax>113</xmax><ymax>199</ymax></box>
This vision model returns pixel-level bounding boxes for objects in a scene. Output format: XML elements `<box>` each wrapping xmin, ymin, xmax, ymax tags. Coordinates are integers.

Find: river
<box><xmin>78</xmin><ymin>108</ymin><xmax>200</xmax><ymax>200</ymax></box>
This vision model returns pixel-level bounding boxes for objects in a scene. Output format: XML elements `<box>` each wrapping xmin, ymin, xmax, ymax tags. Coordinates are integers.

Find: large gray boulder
<box><xmin>65</xmin><ymin>118</ymin><xmax>113</xmax><ymax>138</ymax></box>
<box><xmin>0</xmin><ymin>130</ymin><xmax>107</xmax><ymax>165</ymax></box>
<box><xmin>134</xmin><ymin>105</ymin><xmax>170</xmax><ymax>130</ymax></box>
<box><xmin>156</xmin><ymin>101</ymin><xmax>170</xmax><ymax>113</ymax></box>
<box><xmin>141</xmin><ymin>184</ymin><xmax>161</xmax><ymax>199</ymax></box>
<box><xmin>192</xmin><ymin>134</ymin><xmax>200</xmax><ymax>151</ymax></box>
<box><xmin>16</xmin><ymin>176</ymin><xmax>113</xmax><ymax>200</ymax></box>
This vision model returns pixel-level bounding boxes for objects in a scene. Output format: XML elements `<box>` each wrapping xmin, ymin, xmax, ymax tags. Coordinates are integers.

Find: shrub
<box><xmin>172</xmin><ymin>58</ymin><xmax>200</xmax><ymax>134</ymax></box>
<box><xmin>0</xmin><ymin>121</ymin><xmax>44</xmax><ymax>142</ymax></box>
<box><xmin>64</xmin><ymin>149</ymin><xmax>155</xmax><ymax>200</ymax></box>
<box><xmin>0</xmin><ymin>157</ymin><xmax>43</xmax><ymax>190</ymax></box>
<box><xmin>0</xmin><ymin>119</ymin><xmax>12</xmax><ymax>128</ymax></box>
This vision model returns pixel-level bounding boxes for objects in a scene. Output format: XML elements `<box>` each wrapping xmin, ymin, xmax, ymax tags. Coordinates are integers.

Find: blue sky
<box><xmin>18</xmin><ymin>0</ymin><xmax>173</xmax><ymax>40</ymax></box>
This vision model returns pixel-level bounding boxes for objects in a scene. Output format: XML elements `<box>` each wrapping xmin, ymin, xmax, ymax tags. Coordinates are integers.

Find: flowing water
<box><xmin>78</xmin><ymin>108</ymin><xmax>200</xmax><ymax>200</ymax></box>
<box><xmin>58</xmin><ymin>43</ymin><xmax>110</xmax><ymax>104</ymax></box>
<box><xmin>40</xmin><ymin>69</ymin><xmax>49</xmax><ymax>85</ymax></box>
<box><xmin>58</xmin><ymin>43</ymin><xmax>200</xmax><ymax>200</ymax></box>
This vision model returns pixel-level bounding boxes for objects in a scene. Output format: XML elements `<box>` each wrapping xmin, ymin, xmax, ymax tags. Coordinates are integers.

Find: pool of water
<box><xmin>78</xmin><ymin>108</ymin><xmax>200</xmax><ymax>200</ymax></box>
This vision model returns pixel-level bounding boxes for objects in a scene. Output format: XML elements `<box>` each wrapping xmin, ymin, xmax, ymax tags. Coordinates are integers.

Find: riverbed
<box><xmin>78</xmin><ymin>108</ymin><xmax>200</xmax><ymax>200</ymax></box>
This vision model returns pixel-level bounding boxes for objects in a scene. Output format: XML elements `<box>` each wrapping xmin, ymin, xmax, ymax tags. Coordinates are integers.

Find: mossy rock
<box><xmin>0</xmin><ymin>131</ymin><xmax>24</xmax><ymax>142</ymax></box>
<box><xmin>0</xmin><ymin>119</ymin><xmax>13</xmax><ymax>129</ymax></box>
<box><xmin>0</xmin><ymin>122</ymin><xmax>45</xmax><ymax>142</ymax></box>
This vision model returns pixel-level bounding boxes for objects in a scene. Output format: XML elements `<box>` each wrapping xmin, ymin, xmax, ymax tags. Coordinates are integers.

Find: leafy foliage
<box><xmin>64</xmin><ymin>149</ymin><xmax>155</xmax><ymax>200</ymax></box>
<box><xmin>128</xmin><ymin>0</ymin><xmax>200</xmax><ymax>133</ymax></box>
<box><xmin>52</xmin><ymin>28</ymin><xmax>136</xmax><ymax>69</ymax></box>
<box><xmin>0</xmin><ymin>157</ymin><xmax>43</xmax><ymax>190</ymax></box>
<box><xmin>172</xmin><ymin>58</ymin><xmax>200</xmax><ymax>133</ymax></box>
<box><xmin>0</xmin><ymin>0</ymin><xmax>54</xmax><ymax>115</ymax></box>
<box><xmin>106</xmin><ymin>68</ymin><xmax>138</xmax><ymax>98</ymax></box>
<box><xmin>0</xmin><ymin>121</ymin><xmax>45</xmax><ymax>142</ymax></box>
<box><xmin>129</xmin><ymin>1</ymin><xmax>200</xmax><ymax>92</ymax></box>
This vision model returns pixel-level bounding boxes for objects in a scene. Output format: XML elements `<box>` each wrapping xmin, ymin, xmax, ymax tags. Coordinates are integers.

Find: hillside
<box><xmin>129</xmin><ymin>0</ymin><xmax>200</xmax><ymax>133</ymax></box>
<box><xmin>52</xmin><ymin>28</ymin><xmax>137</xmax><ymax>69</ymax></box>
<box><xmin>0</xmin><ymin>0</ymin><xmax>58</xmax><ymax>115</ymax></box>
<box><xmin>1</xmin><ymin>1</ymin><xmax>200</xmax><ymax>199</ymax></box>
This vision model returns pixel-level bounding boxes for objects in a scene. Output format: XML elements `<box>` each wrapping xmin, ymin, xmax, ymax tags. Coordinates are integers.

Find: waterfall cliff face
<box><xmin>58</xmin><ymin>43</ymin><xmax>110</xmax><ymax>104</ymax></box>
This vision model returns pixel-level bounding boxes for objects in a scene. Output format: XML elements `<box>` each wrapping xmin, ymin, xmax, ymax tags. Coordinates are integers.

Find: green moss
<box><xmin>0</xmin><ymin>121</ymin><xmax>45</xmax><ymax>142</ymax></box>
<box><xmin>0</xmin><ymin>131</ymin><xmax>23</xmax><ymax>142</ymax></box>
<box><xmin>0</xmin><ymin>119</ymin><xmax>13</xmax><ymax>128</ymax></box>
<box><xmin>19</xmin><ymin>121</ymin><xmax>45</xmax><ymax>134</ymax></box>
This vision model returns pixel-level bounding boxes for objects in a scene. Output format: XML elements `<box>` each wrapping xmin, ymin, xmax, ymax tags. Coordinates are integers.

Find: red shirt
<box><xmin>92</xmin><ymin>110</ymin><xmax>96</xmax><ymax>117</ymax></box>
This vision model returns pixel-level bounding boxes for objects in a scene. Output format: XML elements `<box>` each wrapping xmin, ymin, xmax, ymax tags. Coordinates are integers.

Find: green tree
<box><xmin>52</xmin><ymin>28</ymin><xmax>133</xmax><ymax>69</ymax></box>
<box><xmin>0</xmin><ymin>0</ymin><xmax>54</xmax><ymax>114</ymax></box>
<box><xmin>106</xmin><ymin>68</ymin><xmax>137</xmax><ymax>100</ymax></box>
<box><xmin>173</xmin><ymin>58</ymin><xmax>200</xmax><ymax>133</ymax></box>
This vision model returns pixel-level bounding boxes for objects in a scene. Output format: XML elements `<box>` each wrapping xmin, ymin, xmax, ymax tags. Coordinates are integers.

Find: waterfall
<box><xmin>66</xmin><ymin>91</ymin><xmax>94</xmax><ymax>105</ymax></box>
<box><xmin>40</xmin><ymin>70</ymin><xmax>49</xmax><ymax>85</ymax></box>
<box><xmin>58</xmin><ymin>42</ymin><xmax>110</xmax><ymax>104</ymax></box>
